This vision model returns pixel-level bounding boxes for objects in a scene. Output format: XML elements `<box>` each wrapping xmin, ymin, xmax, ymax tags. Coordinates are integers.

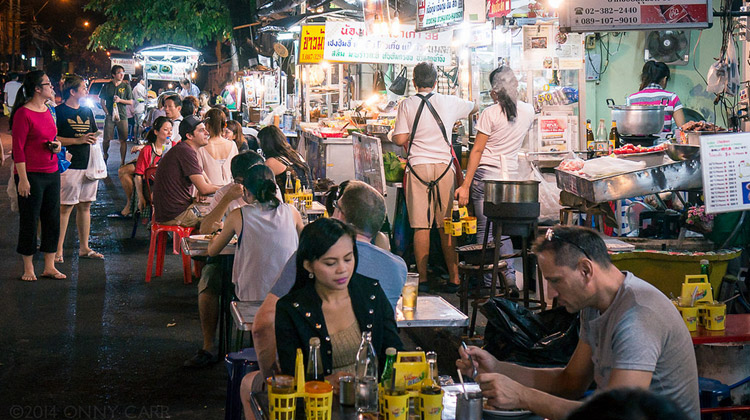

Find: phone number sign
<box><xmin>560</xmin><ymin>0</ymin><xmax>711</xmax><ymax>32</ymax></box>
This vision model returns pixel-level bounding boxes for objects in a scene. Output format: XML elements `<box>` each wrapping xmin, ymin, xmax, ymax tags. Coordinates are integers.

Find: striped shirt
<box><xmin>626</xmin><ymin>83</ymin><xmax>683</xmax><ymax>133</ymax></box>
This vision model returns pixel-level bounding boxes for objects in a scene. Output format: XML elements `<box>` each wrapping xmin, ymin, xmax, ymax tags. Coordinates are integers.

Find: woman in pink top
<box><xmin>9</xmin><ymin>70</ymin><xmax>66</xmax><ymax>281</ymax></box>
<box><xmin>626</xmin><ymin>61</ymin><xmax>686</xmax><ymax>135</ymax></box>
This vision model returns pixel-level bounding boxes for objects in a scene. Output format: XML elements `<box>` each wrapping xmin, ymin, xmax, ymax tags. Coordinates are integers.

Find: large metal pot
<box><xmin>607</xmin><ymin>98</ymin><xmax>666</xmax><ymax>136</ymax></box>
<box><xmin>484</xmin><ymin>180</ymin><xmax>540</xmax><ymax>204</ymax></box>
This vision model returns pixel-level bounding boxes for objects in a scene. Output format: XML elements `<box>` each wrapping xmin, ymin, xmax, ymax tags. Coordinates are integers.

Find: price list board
<box><xmin>700</xmin><ymin>133</ymin><xmax>750</xmax><ymax>214</ymax></box>
<box><xmin>559</xmin><ymin>0</ymin><xmax>711</xmax><ymax>32</ymax></box>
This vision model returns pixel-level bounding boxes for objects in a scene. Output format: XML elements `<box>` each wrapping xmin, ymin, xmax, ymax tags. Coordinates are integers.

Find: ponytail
<box><xmin>639</xmin><ymin>61</ymin><xmax>670</xmax><ymax>91</ymax></box>
<box><xmin>242</xmin><ymin>164</ymin><xmax>280</xmax><ymax>208</ymax></box>
<box><xmin>489</xmin><ymin>66</ymin><xmax>519</xmax><ymax>122</ymax></box>
<box><xmin>495</xmin><ymin>90</ymin><xmax>518</xmax><ymax>122</ymax></box>
<box><xmin>9</xmin><ymin>70</ymin><xmax>46</xmax><ymax>130</ymax></box>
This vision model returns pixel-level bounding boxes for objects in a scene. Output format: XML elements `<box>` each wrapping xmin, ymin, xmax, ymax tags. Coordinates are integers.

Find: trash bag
<box><xmin>481</xmin><ymin>297</ymin><xmax>580</xmax><ymax>366</ymax></box>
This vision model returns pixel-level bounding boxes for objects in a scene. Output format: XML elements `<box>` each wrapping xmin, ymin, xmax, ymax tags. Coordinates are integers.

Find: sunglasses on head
<box><xmin>544</xmin><ymin>228</ymin><xmax>591</xmax><ymax>260</ymax></box>
<box><xmin>332</xmin><ymin>180</ymin><xmax>351</xmax><ymax>210</ymax></box>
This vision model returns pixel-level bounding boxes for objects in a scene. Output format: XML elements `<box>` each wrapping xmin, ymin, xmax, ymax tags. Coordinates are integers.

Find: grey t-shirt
<box><xmin>580</xmin><ymin>272</ymin><xmax>700</xmax><ymax>420</ymax></box>
<box><xmin>270</xmin><ymin>241</ymin><xmax>407</xmax><ymax>311</ymax></box>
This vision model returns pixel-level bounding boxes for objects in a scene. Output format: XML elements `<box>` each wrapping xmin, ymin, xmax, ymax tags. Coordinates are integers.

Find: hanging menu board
<box><xmin>559</xmin><ymin>0</ymin><xmax>712</xmax><ymax>33</ymax></box>
<box><xmin>416</xmin><ymin>0</ymin><xmax>464</xmax><ymax>32</ymax></box>
<box><xmin>700</xmin><ymin>133</ymin><xmax>750</xmax><ymax>214</ymax></box>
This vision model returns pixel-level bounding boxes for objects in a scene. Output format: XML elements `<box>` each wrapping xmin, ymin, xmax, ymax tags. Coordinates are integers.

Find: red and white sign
<box><xmin>488</xmin><ymin>0</ymin><xmax>511</xmax><ymax>18</ymax></box>
<box><xmin>559</xmin><ymin>0</ymin><xmax>711</xmax><ymax>32</ymax></box>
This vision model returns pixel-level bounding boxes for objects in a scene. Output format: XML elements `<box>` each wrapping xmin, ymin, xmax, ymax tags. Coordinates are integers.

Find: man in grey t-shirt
<box><xmin>458</xmin><ymin>226</ymin><xmax>699</xmax><ymax>420</ymax></box>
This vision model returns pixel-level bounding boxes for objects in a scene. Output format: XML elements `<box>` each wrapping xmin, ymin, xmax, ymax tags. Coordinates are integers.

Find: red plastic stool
<box><xmin>146</xmin><ymin>223</ymin><xmax>195</xmax><ymax>284</ymax></box>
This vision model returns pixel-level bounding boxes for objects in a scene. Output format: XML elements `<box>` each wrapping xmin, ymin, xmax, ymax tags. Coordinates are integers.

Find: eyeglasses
<box><xmin>40</xmin><ymin>83</ymin><xmax>52</xmax><ymax>87</ymax></box>
<box><xmin>544</xmin><ymin>228</ymin><xmax>591</xmax><ymax>260</ymax></box>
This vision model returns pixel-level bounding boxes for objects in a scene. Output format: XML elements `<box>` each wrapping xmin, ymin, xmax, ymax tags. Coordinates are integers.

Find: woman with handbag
<box><xmin>55</xmin><ymin>74</ymin><xmax>103</xmax><ymax>263</ymax></box>
<box><xmin>454</xmin><ymin>66</ymin><xmax>535</xmax><ymax>294</ymax></box>
<box><xmin>9</xmin><ymin>70</ymin><xmax>66</xmax><ymax>281</ymax></box>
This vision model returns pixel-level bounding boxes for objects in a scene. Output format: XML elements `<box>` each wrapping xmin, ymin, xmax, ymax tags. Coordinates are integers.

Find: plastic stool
<box><xmin>699</xmin><ymin>377</ymin><xmax>731</xmax><ymax>420</ymax></box>
<box><xmin>225</xmin><ymin>348</ymin><xmax>259</xmax><ymax>420</ymax></box>
<box><xmin>145</xmin><ymin>223</ymin><xmax>195</xmax><ymax>284</ymax></box>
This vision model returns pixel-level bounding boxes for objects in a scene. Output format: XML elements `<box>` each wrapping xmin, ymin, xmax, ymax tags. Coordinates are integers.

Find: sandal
<box><xmin>40</xmin><ymin>271</ymin><xmax>67</xmax><ymax>280</ymax></box>
<box><xmin>79</xmin><ymin>250</ymin><xmax>104</xmax><ymax>260</ymax></box>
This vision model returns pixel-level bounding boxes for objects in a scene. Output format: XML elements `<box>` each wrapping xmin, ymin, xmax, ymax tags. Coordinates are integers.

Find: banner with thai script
<box><xmin>299</xmin><ymin>25</ymin><xmax>325</xmax><ymax>64</ymax></box>
<box><xmin>323</xmin><ymin>22</ymin><xmax>452</xmax><ymax>65</ymax></box>
<box><xmin>416</xmin><ymin>0</ymin><xmax>464</xmax><ymax>32</ymax></box>
<box><xmin>487</xmin><ymin>0</ymin><xmax>511</xmax><ymax>18</ymax></box>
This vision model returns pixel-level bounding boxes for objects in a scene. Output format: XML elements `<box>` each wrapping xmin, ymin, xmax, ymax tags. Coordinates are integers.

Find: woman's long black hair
<box><xmin>258</xmin><ymin>125</ymin><xmax>308</xmax><ymax>170</ymax></box>
<box><xmin>639</xmin><ymin>61</ymin><xmax>670</xmax><ymax>91</ymax></box>
<box><xmin>9</xmin><ymin>70</ymin><xmax>46</xmax><ymax>130</ymax></box>
<box><xmin>292</xmin><ymin>218</ymin><xmax>358</xmax><ymax>293</ymax></box>
<box><xmin>242</xmin><ymin>164</ymin><xmax>281</xmax><ymax>208</ymax></box>
<box><xmin>488</xmin><ymin>66</ymin><xmax>518</xmax><ymax>122</ymax></box>
<box><xmin>144</xmin><ymin>116</ymin><xmax>172</xmax><ymax>144</ymax></box>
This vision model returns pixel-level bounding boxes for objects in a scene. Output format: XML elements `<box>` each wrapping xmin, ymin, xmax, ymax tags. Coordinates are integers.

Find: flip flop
<box><xmin>79</xmin><ymin>250</ymin><xmax>104</xmax><ymax>260</ymax></box>
<box><xmin>107</xmin><ymin>212</ymin><xmax>131</xmax><ymax>219</ymax></box>
<box><xmin>20</xmin><ymin>273</ymin><xmax>37</xmax><ymax>282</ymax></box>
<box><xmin>40</xmin><ymin>271</ymin><xmax>67</xmax><ymax>280</ymax></box>
<box><xmin>54</xmin><ymin>255</ymin><xmax>64</xmax><ymax>263</ymax></box>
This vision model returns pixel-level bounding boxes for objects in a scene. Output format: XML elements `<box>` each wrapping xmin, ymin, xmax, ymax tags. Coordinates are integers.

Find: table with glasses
<box><xmin>691</xmin><ymin>314</ymin><xmax>750</xmax><ymax>344</ymax></box>
<box><xmin>395</xmin><ymin>296</ymin><xmax>469</xmax><ymax>328</ymax></box>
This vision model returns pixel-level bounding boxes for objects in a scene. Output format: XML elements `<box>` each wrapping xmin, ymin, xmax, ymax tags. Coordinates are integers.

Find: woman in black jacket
<box><xmin>275</xmin><ymin>218</ymin><xmax>403</xmax><ymax>393</ymax></box>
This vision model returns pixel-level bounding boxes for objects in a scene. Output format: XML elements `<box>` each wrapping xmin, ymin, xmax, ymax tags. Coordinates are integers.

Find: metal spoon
<box><xmin>462</xmin><ymin>341</ymin><xmax>478</xmax><ymax>379</ymax></box>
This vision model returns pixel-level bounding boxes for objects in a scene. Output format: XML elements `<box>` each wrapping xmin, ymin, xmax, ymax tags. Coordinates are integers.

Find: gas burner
<box><xmin>620</xmin><ymin>135</ymin><xmax>659</xmax><ymax>147</ymax></box>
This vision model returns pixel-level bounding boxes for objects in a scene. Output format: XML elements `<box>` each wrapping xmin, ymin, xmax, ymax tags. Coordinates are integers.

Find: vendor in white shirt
<box><xmin>454</xmin><ymin>66</ymin><xmax>535</xmax><ymax>293</ymax></box>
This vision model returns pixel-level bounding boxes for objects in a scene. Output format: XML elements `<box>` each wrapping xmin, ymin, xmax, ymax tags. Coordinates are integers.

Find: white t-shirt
<box><xmin>393</xmin><ymin>92</ymin><xmax>474</xmax><ymax>166</ymax></box>
<box><xmin>475</xmin><ymin>101</ymin><xmax>535</xmax><ymax>178</ymax></box>
<box><xmin>4</xmin><ymin>80</ymin><xmax>21</xmax><ymax>106</ymax></box>
<box><xmin>171</xmin><ymin>117</ymin><xmax>182</xmax><ymax>142</ymax></box>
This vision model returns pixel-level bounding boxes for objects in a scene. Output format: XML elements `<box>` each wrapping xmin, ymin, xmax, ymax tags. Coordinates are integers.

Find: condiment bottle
<box><xmin>306</xmin><ymin>337</ymin><xmax>324</xmax><ymax>382</ymax></box>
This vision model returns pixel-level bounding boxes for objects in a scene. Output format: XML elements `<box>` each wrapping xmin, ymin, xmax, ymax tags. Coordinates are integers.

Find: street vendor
<box><xmin>457</xmin><ymin>226</ymin><xmax>699</xmax><ymax>420</ymax></box>
<box><xmin>626</xmin><ymin>61</ymin><xmax>685</xmax><ymax>136</ymax></box>
<box><xmin>454</xmin><ymin>66</ymin><xmax>535</xmax><ymax>295</ymax></box>
<box><xmin>392</xmin><ymin>61</ymin><xmax>477</xmax><ymax>293</ymax></box>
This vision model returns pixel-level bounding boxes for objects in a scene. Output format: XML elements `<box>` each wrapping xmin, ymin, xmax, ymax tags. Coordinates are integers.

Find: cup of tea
<box><xmin>267</xmin><ymin>375</ymin><xmax>297</xmax><ymax>419</ymax></box>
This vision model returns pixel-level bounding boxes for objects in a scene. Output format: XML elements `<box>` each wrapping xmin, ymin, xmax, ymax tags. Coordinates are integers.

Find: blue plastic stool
<box><xmin>699</xmin><ymin>377</ymin><xmax>732</xmax><ymax>420</ymax></box>
<box><xmin>225</xmin><ymin>348</ymin><xmax>258</xmax><ymax>420</ymax></box>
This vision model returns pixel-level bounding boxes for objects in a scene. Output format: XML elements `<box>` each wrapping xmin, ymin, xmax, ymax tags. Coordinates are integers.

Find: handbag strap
<box><xmin>404</xmin><ymin>92</ymin><xmax>455</xmax><ymax>224</ymax></box>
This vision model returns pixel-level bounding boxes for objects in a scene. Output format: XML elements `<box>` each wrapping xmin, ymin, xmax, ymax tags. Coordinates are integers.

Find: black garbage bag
<box><xmin>481</xmin><ymin>297</ymin><xmax>580</xmax><ymax>366</ymax></box>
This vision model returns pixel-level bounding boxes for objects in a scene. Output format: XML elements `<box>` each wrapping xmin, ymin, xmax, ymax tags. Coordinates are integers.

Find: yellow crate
<box><xmin>284</xmin><ymin>192</ymin><xmax>313</xmax><ymax>209</ymax></box>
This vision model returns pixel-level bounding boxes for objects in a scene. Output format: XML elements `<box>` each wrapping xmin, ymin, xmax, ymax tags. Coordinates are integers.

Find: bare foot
<box><xmin>55</xmin><ymin>254</ymin><xmax>64</xmax><ymax>263</ymax></box>
<box><xmin>20</xmin><ymin>272</ymin><xmax>37</xmax><ymax>282</ymax></box>
<box><xmin>40</xmin><ymin>270</ymin><xmax>67</xmax><ymax>280</ymax></box>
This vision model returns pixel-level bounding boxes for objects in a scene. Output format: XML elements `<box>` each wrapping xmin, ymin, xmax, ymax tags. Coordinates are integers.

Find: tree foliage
<box><xmin>85</xmin><ymin>0</ymin><xmax>231</xmax><ymax>51</ymax></box>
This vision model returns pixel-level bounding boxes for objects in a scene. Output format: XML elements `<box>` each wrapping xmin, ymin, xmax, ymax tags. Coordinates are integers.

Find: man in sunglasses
<box><xmin>458</xmin><ymin>226</ymin><xmax>699</xmax><ymax>420</ymax></box>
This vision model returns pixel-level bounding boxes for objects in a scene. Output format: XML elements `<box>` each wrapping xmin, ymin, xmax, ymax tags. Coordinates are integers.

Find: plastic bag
<box><xmin>517</xmin><ymin>160</ymin><xmax>561</xmax><ymax>224</ymax></box>
<box><xmin>481</xmin><ymin>297</ymin><xmax>579</xmax><ymax>366</ymax></box>
<box><xmin>85</xmin><ymin>142</ymin><xmax>107</xmax><ymax>180</ymax></box>
<box><xmin>581</xmin><ymin>156</ymin><xmax>645</xmax><ymax>178</ymax></box>
<box><xmin>6</xmin><ymin>159</ymin><xmax>18</xmax><ymax>212</ymax></box>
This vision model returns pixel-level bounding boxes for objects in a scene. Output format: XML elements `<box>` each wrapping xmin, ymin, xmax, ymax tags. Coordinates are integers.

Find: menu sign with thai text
<box><xmin>323</xmin><ymin>22</ymin><xmax>452</xmax><ymax>65</ymax></box>
<box><xmin>416</xmin><ymin>0</ymin><xmax>464</xmax><ymax>32</ymax></box>
<box><xmin>487</xmin><ymin>0</ymin><xmax>511</xmax><ymax>18</ymax></box>
<box><xmin>559</xmin><ymin>0</ymin><xmax>711</xmax><ymax>32</ymax></box>
<box><xmin>700</xmin><ymin>133</ymin><xmax>750</xmax><ymax>214</ymax></box>
<box><xmin>299</xmin><ymin>25</ymin><xmax>325</xmax><ymax>64</ymax></box>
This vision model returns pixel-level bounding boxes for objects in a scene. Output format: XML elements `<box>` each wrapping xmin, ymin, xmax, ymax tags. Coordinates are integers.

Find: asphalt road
<box><xmin>0</xmin><ymin>117</ymin><xmax>483</xmax><ymax>420</ymax></box>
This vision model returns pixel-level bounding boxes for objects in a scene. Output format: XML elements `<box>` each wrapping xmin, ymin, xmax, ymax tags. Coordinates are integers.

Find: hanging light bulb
<box><xmin>391</xmin><ymin>0</ymin><xmax>401</xmax><ymax>37</ymax></box>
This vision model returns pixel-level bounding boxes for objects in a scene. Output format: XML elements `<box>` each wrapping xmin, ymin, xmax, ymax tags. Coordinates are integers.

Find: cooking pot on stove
<box><xmin>484</xmin><ymin>180</ymin><xmax>540</xmax><ymax>204</ymax></box>
<box><xmin>607</xmin><ymin>98</ymin><xmax>666</xmax><ymax>136</ymax></box>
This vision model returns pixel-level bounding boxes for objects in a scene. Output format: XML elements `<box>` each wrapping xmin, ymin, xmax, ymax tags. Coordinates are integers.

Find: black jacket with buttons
<box><xmin>275</xmin><ymin>273</ymin><xmax>404</xmax><ymax>377</ymax></box>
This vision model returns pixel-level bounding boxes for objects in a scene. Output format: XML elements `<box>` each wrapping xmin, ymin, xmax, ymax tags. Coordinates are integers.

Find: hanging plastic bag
<box><xmin>85</xmin><ymin>141</ymin><xmax>108</xmax><ymax>180</ymax></box>
<box><xmin>481</xmin><ymin>297</ymin><xmax>580</xmax><ymax>366</ymax></box>
<box><xmin>517</xmin><ymin>161</ymin><xmax>562</xmax><ymax>224</ymax></box>
<box><xmin>6</xmin><ymin>159</ymin><xmax>18</xmax><ymax>212</ymax></box>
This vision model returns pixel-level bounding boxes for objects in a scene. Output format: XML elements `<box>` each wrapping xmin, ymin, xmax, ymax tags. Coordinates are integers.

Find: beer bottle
<box><xmin>380</xmin><ymin>347</ymin><xmax>397</xmax><ymax>388</ymax></box>
<box><xmin>451</xmin><ymin>200</ymin><xmax>462</xmax><ymax>238</ymax></box>
<box><xmin>609</xmin><ymin>120</ymin><xmax>620</xmax><ymax>149</ymax></box>
<box><xmin>586</xmin><ymin>119</ymin><xmax>595</xmax><ymax>151</ymax></box>
<box><xmin>306</xmin><ymin>337</ymin><xmax>324</xmax><ymax>382</ymax></box>
<box><xmin>284</xmin><ymin>170</ymin><xmax>294</xmax><ymax>197</ymax></box>
<box><xmin>421</xmin><ymin>351</ymin><xmax>441</xmax><ymax>394</ymax></box>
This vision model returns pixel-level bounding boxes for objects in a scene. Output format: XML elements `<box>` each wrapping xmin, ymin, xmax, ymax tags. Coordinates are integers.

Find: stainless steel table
<box><xmin>395</xmin><ymin>296</ymin><xmax>469</xmax><ymax>328</ymax></box>
<box><xmin>181</xmin><ymin>235</ymin><xmax>236</xmax><ymax>257</ymax></box>
<box><xmin>230</xmin><ymin>300</ymin><xmax>263</xmax><ymax>332</ymax></box>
